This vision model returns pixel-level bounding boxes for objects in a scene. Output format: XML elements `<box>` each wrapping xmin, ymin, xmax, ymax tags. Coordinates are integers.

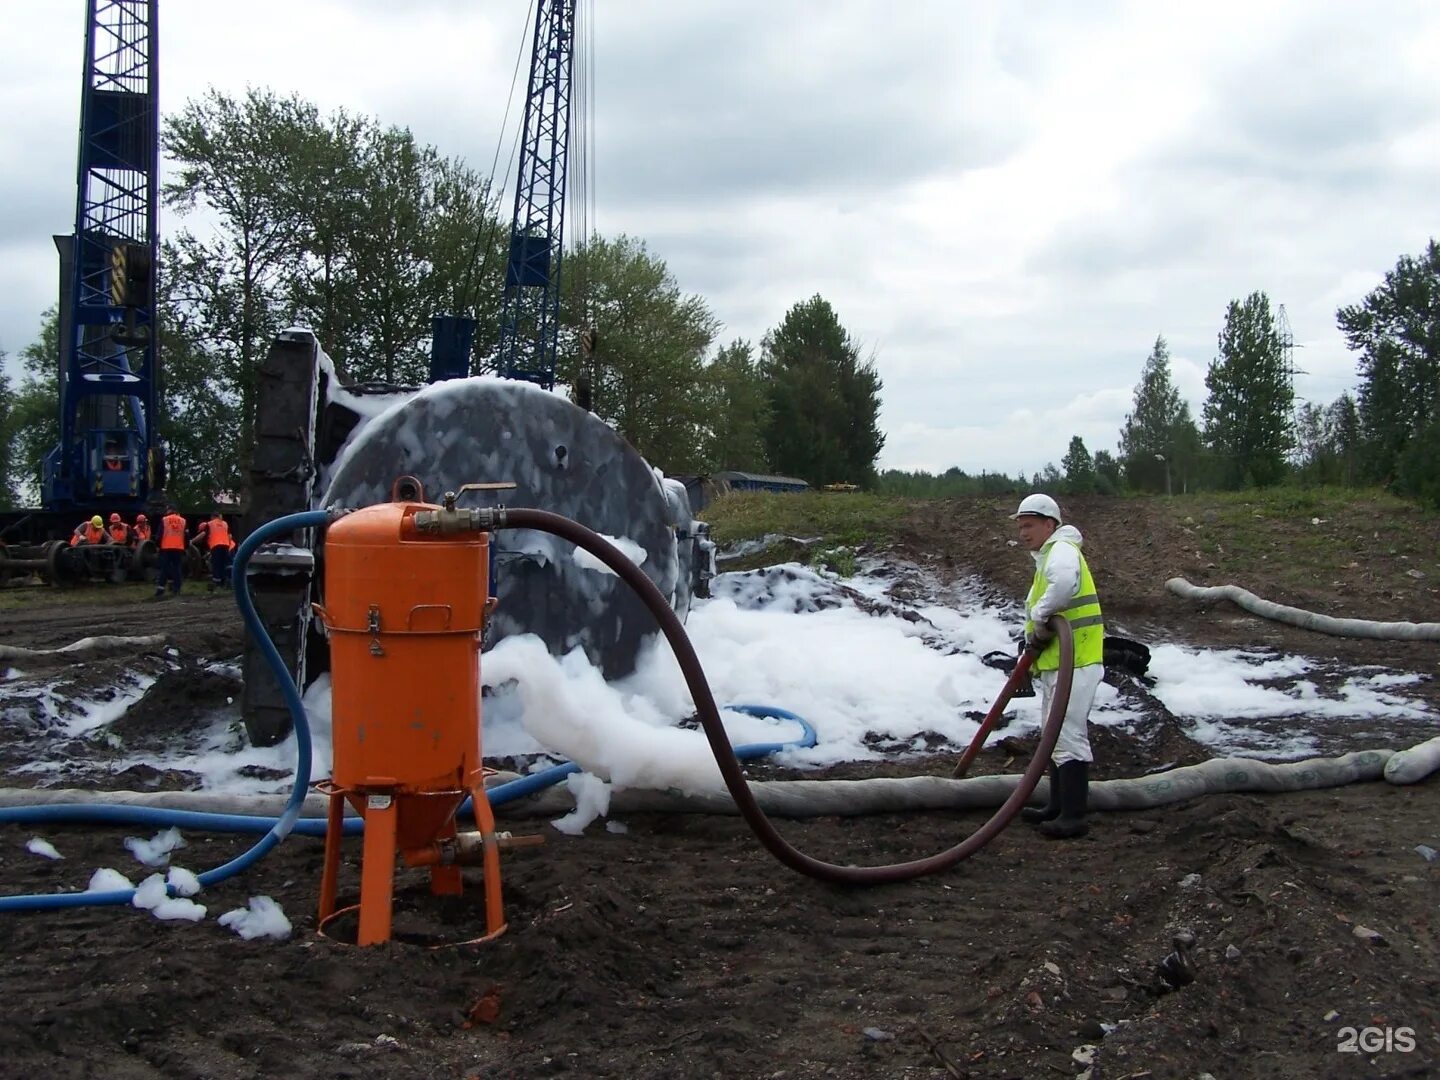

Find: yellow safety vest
<box><xmin>1025</xmin><ymin>541</ymin><xmax>1104</xmax><ymax>671</ymax></box>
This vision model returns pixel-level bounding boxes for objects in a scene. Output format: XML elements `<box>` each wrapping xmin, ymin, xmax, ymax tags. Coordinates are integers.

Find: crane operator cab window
<box><xmin>103</xmin><ymin>440</ymin><xmax>128</xmax><ymax>471</ymax></box>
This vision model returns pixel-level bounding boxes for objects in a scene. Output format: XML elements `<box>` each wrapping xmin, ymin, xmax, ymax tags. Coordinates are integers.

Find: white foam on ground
<box><xmin>6</xmin><ymin>561</ymin><xmax>1433</xmax><ymax>798</ymax></box>
<box><xmin>218</xmin><ymin>896</ymin><xmax>292</xmax><ymax>940</ymax></box>
<box><xmin>125</xmin><ymin>827</ymin><xmax>186</xmax><ymax>867</ymax></box>
<box><xmin>25</xmin><ymin>837</ymin><xmax>63</xmax><ymax>860</ymax></box>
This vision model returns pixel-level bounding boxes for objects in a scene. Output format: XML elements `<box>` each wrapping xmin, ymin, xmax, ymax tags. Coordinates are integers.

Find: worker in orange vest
<box><xmin>70</xmin><ymin>515</ymin><xmax>108</xmax><ymax>546</ymax></box>
<box><xmin>152</xmin><ymin>505</ymin><xmax>188</xmax><ymax>599</ymax></box>
<box><xmin>193</xmin><ymin>510</ymin><xmax>236</xmax><ymax>592</ymax></box>
<box><xmin>106</xmin><ymin>513</ymin><xmax>130</xmax><ymax>544</ymax></box>
<box><xmin>132</xmin><ymin>513</ymin><xmax>152</xmax><ymax>544</ymax></box>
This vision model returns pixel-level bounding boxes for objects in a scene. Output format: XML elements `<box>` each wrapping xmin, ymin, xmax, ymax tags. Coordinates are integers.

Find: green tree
<box><xmin>556</xmin><ymin>235</ymin><xmax>719</xmax><ymax>472</ymax></box>
<box><xmin>1336</xmin><ymin>239</ymin><xmax>1440</xmax><ymax>484</ymax></box>
<box><xmin>1030</xmin><ymin>463</ymin><xmax>1063</xmax><ymax>491</ymax></box>
<box><xmin>699</xmin><ymin>339</ymin><xmax>770</xmax><ymax>471</ymax></box>
<box><xmin>1399</xmin><ymin>418</ymin><xmax>1440</xmax><ymax>509</ymax></box>
<box><xmin>1091</xmin><ymin>449</ymin><xmax>1122</xmax><ymax>496</ymax></box>
<box><xmin>1326</xmin><ymin>392</ymin><xmax>1361</xmax><ymax>486</ymax></box>
<box><xmin>0</xmin><ymin>357</ymin><xmax>15</xmax><ymax>508</ymax></box>
<box><xmin>1061</xmin><ymin>435</ymin><xmax>1095</xmax><ymax>494</ymax></box>
<box><xmin>1119</xmin><ymin>335</ymin><xmax>1194</xmax><ymax>492</ymax></box>
<box><xmin>162</xmin><ymin>88</ymin><xmax>318</xmax><ymax>472</ymax></box>
<box><xmin>760</xmin><ymin>295</ymin><xmax>885</xmax><ymax>487</ymax></box>
<box><xmin>155</xmin><ymin>311</ymin><xmax>243</xmax><ymax>507</ymax></box>
<box><xmin>1202</xmin><ymin>292</ymin><xmax>1293</xmax><ymax>488</ymax></box>
<box><xmin>1171</xmin><ymin>409</ymin><xmax>1204</xmax><ymax>493</ymax></box>
<box><xmin>4</xmin><ymin>309</ymin><xmax>61</xmax><ymax>503</ymax></box>
<box><xmin>163</xmin><ymin>87</ymin><xmax>505</xmax><ymax>491</ymax></box>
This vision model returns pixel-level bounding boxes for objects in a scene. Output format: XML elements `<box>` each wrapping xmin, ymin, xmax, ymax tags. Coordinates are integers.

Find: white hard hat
<box><xmin>1011</xmin><ymin>493</ymin><xmax>1062</xmax><ymax>523</ymax></box>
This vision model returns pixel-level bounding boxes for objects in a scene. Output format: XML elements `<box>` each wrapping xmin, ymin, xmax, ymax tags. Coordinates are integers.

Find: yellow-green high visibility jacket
<box><xmin>1024</xmin><ymin>530</ymin><xmax>1104</xmax><ymax>671</ymax></box>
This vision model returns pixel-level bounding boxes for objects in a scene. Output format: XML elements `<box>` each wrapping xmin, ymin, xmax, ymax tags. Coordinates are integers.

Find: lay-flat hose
<box><xmin>498</xmin><ymin>507</ymin><xmax>1074</xmax><ymax>886</ymax></box>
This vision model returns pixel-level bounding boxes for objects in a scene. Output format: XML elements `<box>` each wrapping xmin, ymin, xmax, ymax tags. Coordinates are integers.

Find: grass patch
<box><xmin>701</xmin><ymin>491</ymin><xmax>909</xmax><ymax>548</ymax></box>
<box><xmin>1153</xmin><ymin>486</ymin><xmax>1438</xmax><ymax>597</ymax></box>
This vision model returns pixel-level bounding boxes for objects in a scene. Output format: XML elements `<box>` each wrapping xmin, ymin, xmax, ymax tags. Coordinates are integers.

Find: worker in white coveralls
<box><xmin>1012</xmin><ymin>493</ymin><xmax>1104</xmax><ymax>839</ymax></box>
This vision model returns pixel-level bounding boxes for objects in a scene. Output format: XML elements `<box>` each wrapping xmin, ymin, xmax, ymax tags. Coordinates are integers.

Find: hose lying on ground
<box><xmin>1</xmin><ymin>744</ymin><xmax>1425</xmax><ymax>823</ymax></box>
<box><xmin>1384</xmin><ymin>734</ymin><xmax>1440</xmax><ymax>785</ymax></box>
<box><xmin>0</xmin><ymin>634</ymin><xmax>167</xmax><ymax>661</ymax></box>
<box><xmin>1166</xmin><ymin>577</ymin><xmax>1440</xmax><ymax>641</ymax></box>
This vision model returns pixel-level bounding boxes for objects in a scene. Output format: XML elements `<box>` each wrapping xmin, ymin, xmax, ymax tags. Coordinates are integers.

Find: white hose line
<box><xmin>0</xmin><ymin>772</ymin><xmax>525</xmax><ymax>817</ymax></box>
<box><xmin>1384</xmin><ymin>734</ymin><xmax>1440</xmax><ymax>785</ymax></box>
<box><xmin>1166</xmin><ymin>577</ymin><xmax>1440</xmax><ymax>641</ymax></box>
<box><xmin>0</xmin><ymin>634</ymin><xmax>167</xmax><ymax>661</ymax></box>
<box><xmin>499</xmin><ymin>749</ymin><xmax>1399</xmax><ymax>818</ymax></box>
<box><xmin>0</xmin><ymin>747</ymin><xmax>1422</xmax><ymax>821</ymax></box>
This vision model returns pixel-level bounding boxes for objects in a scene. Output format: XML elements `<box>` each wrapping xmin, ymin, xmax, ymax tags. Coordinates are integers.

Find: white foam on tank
<box><xmin>322</xmin><ymin>374</ymin><xmax>572</xmax><ymax>504</ymax></box>
<box><xmin>572</xmin><ymin>534</ymin><xmax>649</xmax><ymax>575</ymax></box>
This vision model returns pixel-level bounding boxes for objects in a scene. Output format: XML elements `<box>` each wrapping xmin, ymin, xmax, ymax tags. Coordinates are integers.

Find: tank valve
<box><xmin>415</xmin><ymin>482</ymin><xmax>518</xmax><ymax>534</ymax></box>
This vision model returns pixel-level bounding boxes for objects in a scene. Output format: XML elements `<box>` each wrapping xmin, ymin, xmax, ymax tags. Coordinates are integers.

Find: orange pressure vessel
<box><xmin>314</xmin><ymin>500</ymin><xmax>507</xmax><ymax>946</ymax></box>
<box><xmin>322</xmin><ymin>501</ymin><xmax>487</xmax><ymax>794</ymax></box>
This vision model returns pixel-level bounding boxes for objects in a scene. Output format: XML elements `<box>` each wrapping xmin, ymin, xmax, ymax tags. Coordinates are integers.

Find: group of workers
<box><xmin>69</xmin><ymin>512</ymin><xmax>151</xmax><ymax>546</ymax></box>
<box><xmin>69</xmin><ymin>508</ymin><xmax>236</xmax><ymax>597</ymax></box>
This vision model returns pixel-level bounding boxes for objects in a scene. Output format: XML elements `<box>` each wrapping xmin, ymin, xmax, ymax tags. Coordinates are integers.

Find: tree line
<box><xmin>881</xmin><ymin>239</ymin><xmax>1439</xmax><ymax>505</ymax></box>
<box><xmin>0</xmin><ymin>89</ymin><xmax>885</xmax><ymax>508</ymax></box>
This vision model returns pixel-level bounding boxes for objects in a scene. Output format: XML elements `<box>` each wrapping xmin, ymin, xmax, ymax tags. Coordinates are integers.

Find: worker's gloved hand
<box><xmin>1025</xmin><ymin>623</ymin><xmax>1055</xmax><ymax>650</ymax></box>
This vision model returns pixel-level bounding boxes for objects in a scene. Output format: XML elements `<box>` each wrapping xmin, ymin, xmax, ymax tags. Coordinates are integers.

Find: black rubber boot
<box><xmin>1020</xmin><ymin>762</ymin><xmax>1060</xmax><ymax>824</ymax></box>
<box><xmin>1039</xmin><ymin>761</ymin><xmax>1089</xmax><ymax>839</ymax></box>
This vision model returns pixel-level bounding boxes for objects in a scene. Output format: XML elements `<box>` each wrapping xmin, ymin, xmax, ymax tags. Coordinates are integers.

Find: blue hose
<box><xmin>0</xmin><ymin>510</ymin><xmax>331</xmax><ymax>912</ymax></box>
<box><xmin>0</xmin><ymin>705</ymin><xmax>817</xmax><ymax>837</ymax></box>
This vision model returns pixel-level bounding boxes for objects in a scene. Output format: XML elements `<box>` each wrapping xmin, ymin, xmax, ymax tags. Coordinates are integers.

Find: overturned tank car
<box><xmin>241</xmin><ymin>328</ymin><xmax>715</xmax><ymax>746</ymax></box>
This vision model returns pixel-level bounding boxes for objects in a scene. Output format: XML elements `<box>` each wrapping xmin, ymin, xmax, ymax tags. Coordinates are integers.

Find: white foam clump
<box><xmin>551</xmin><ymin>772</ymin><xmax>611</xmax><ymax>835</ymax></box>
<box><xmin>219</xmin><ymin>896</ymin><xmax>292</xmax><ymax>940</ymax></box>
<box><xmin>572</xmin><ymin>533</ymin><xmax>649</xmax><ymax>576</ymax></box>
<box><xmin>167</xmin><ymin>866</ymin><xmax>202</xmax><ymax>897</ymax></box>
<box><xmin>125</xmin><ymin>827</ymin><xmax>187</xmax><ymax>867</ymax></box>
<box><xmin>87</xmin><ymin>867</ymin><xmax>135</xmax><ymax>892</ymax></box>
<box><xmin>483</xmin><ymin>635</ymin><xmax>730</xmax><ymax>793</ymax></box>
<box><xmin>25</xmin><ymin>837</ymin><xmax>63</xmax><ymax>860</ymax></box>
<box><xmin>132</xmin><ymin>873</ymin><xmax>207</xmax><ymax>921</ymax></box>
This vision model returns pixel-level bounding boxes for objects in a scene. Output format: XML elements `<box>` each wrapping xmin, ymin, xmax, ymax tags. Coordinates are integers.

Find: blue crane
<box><xmin>44</xmin><ymin>0</ymin><xmax>162</xmax><ymax>514</ymax></box>
<box><xmin>494</xmin><ymin>0</ymin><xmax>577</xmax><ymax>390</ymax></box>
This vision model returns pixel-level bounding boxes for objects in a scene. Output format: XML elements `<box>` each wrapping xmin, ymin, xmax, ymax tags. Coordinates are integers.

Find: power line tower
<box><xmin>1276</xmin><ymin>303</ymin><xmax>1306</xmax><ymax>387</ymax></box>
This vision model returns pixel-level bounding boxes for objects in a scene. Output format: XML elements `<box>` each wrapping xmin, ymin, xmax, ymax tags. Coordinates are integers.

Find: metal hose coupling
<box><xmin>412</xmin><ymin>504</ymin><xmax>507</xmax><ymax>534</ymax></box>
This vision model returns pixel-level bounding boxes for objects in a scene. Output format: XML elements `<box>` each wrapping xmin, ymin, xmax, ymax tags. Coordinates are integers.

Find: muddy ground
<box><xmin>1</xmin><ymin>494</ymin><xmax>1438</xmax><ymax>1079</ymax></box>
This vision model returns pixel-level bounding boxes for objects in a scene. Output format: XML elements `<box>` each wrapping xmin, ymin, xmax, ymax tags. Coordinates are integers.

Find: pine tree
<box><xmin>1061</xmin><ymin>435</ymin><xmax>1095</xmax><ymax>494</ymax></box>
<box><xmin>760</xmin><ymin>296</ymin><xmax>885</xmax><ymax>487</ymax></box>
<box><xmin>1202</xmin><ymin>292</ymin><xmax>1293</xmax><ymax>488</ymax></box>
<box><xmin>1119</xmin><ymin>335</ymin><xmax>1192</xmax><ymax>492</ymax></box>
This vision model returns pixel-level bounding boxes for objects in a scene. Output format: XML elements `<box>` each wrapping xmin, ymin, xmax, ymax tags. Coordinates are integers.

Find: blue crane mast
<box><xmin>494</xmin><ymin>0</ymin><xmax>577</xmax><ymax>391</ymax></box>
<box><xmin>45</xmin><ymin>0</ymin><xmax>162</xmax><ymax>513</ymax></box>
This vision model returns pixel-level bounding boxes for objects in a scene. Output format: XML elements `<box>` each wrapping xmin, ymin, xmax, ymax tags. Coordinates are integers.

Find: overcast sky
<box><xmin>3</xmin><ymin>0</ymin><xmax>1438</xmax><ymax>475</ymax></box>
